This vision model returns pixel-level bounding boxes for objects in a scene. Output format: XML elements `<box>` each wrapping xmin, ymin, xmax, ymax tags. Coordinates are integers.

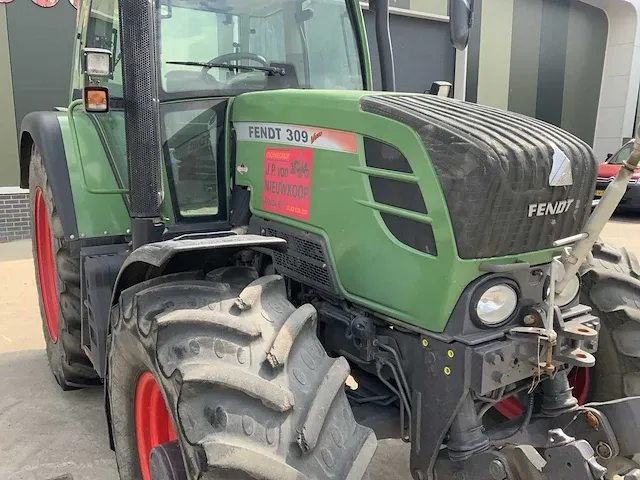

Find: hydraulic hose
<box><xmin>488</xmin><ymin>394</ymin><xmax>535</xmax><ymax>443</ymax></box>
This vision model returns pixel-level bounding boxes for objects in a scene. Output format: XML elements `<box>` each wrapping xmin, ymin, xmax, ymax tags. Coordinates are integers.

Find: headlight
<box><xmin>475</xmin><ymin>284</ymin><xmax>518</xmax><ymax>326</ymax></box>
<box><xmin>555</xmin><ymin>274</ymin><xmax>580</xmax><ymax>307</ymax></box>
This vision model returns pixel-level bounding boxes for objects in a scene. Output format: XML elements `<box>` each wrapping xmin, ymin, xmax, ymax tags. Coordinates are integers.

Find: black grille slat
<box><xmin>369</xmin><ymin>177</ymin><xmax>427</xmax><ymax>214</ymax></box>
<box><xmin>380</xmin><ymin>213</ymin><xmax>437</xmax><ymax>256</ymax></box>
<box><xmin>361</xmin><ymin>94</ymin><xmax>597</xmax><ymax>259</ymax></box>
<box><xmin>249</xmin><ymin>219</ymin><xmax>339</xmax><ymax>296</ymax></box>
<box><xmin>364</xmin><ymin>137</ymin><xmax>413</xmax><ymax>173</ymax></box>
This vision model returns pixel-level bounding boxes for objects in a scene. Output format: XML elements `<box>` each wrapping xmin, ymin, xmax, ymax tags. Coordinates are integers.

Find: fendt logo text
<box><xmin>527</xmin><ymin>199</ymin><xmax>575</xmax><ymax>217</ymax></box>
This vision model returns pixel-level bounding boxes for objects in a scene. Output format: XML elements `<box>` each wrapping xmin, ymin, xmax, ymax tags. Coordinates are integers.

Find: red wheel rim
<box><xmin>34</xmin><ymin>188</ymin><xmax>59</xmax><ymax>342</ymax></box>
<box><xmin>494</xmin><ymin>367</ymin><xmax>590</xmax><ymax>419</ymax></box>
<box><xmin>135</xmin><ymin>372</ymin><xmax>177</xmax><ymax>480</ymax></box>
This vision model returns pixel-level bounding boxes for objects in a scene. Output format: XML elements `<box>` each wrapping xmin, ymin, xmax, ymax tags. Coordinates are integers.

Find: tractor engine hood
<box><xmin>361</xmin><ymin>94</ymin><xmax>598</xmax><ymax>259</ymax></box>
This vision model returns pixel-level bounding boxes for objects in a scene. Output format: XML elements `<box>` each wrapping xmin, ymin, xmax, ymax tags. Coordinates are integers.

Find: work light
<box><xmin>83</xmin><ymin>48</ymin><xmax>113</xmax><ymax>77</ymax></box>
<box><xmin>474</xmin><ymin>283</ymin><xmax>518</xmax><ymax>326</ymax></box>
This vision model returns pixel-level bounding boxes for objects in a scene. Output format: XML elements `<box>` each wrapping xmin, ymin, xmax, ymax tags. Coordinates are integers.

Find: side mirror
<box><xmin>449</xmin><ymin>0</ymin><xmax>474</xmax><ymax>50</ymax></box>
<box><xmin>606</xmin><ymin>153</ymin><xmax>613</xmax><ymax>161</ymax></box>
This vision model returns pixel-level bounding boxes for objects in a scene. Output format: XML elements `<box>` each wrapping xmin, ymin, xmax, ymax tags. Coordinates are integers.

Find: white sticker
<box><xmin>234</xmin><ymin>121</ymin><xmax>358</xmax><ymax>154</ymax></box>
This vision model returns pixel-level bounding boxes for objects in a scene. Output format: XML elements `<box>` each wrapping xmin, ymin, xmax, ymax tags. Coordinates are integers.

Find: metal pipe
<box><xmin>557</xmin><ymin>129</ymin><xmax>640</xmax><ymax>294</ymax></box>
<box><xmin>552</xmin><ymin>232</ymin><xmax>588</xmax><ymax>248</ymax></box>
<box><xmin>370</xmin><ymin>0</ymin><xmax>396</xmax><ymax>91</ymax></box>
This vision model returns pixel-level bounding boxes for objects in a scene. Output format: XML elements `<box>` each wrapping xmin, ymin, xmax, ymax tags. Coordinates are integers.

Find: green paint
<box><xmin>232</xmin><ymin>89</ymin><xmax>558</xmax><ymax>332</ymax></box>
<box><xmin>0</xmin><ymin>6</ymin><xmax>19</xmax><ymax>187</ymax></box>
<box><xmin>68</xmin><ymin>101</ymin><xmax>128</xmax><ymax>194</ymax></box>
<box><xmin>58</xmin><ymin>111</ymin><xmax>130</xmax><ymax>238</ymax></box>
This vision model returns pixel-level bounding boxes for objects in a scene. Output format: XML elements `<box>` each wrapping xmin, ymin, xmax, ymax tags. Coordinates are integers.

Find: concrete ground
<box><xmin>1</xmin><ymin>214</ymin><xmax>639</xmax><ymax>480</ymax></box>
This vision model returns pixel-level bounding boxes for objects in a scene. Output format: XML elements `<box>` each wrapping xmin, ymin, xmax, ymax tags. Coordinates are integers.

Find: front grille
<box><xmin>250</xmin><ymin>219</ymin><xmax>339</xmax><ymax>295</ymax></box>
<box><xmin>361</xmin><ymin>95</ymin><xmax>598</xmax><ymax>259</ymax></box>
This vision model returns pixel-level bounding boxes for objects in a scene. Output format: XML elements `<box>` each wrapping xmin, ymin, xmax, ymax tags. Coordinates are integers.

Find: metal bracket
<box><xmin>542</xmin><ymin>430</ymin><xmax>607</xmax><ymax>479</ymax></box>
<box><xmin>556</xmin><ymin>306</ymin><xmax>600</xmax><ymax>368</ymax></box>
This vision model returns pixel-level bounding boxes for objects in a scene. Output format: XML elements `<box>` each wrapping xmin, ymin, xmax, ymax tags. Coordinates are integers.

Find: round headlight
<box><xmin>555</xmin><ymin>274</ymin><xmax>580</xmax><ymax>307</ymax></box>
<box><xmin>475</xmin><ymin>284</ymin><xmax>518</xmax><ymax>326</ymax></box>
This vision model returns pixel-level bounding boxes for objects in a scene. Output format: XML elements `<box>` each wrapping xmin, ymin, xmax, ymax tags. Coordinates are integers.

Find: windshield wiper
<box><xmin>166</xmin><ymin>61</ymin><xmax>285</xmax><ymax>76</ymax></box>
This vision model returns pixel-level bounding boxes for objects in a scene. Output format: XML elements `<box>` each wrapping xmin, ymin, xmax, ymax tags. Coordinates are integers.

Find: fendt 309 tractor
<box><xmin>19</xmin><ymin>0</ymin><xmax>640</xmax><ymax>478</ymax></box>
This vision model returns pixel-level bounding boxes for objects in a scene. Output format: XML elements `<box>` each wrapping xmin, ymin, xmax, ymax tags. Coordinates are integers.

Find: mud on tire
<box><xmin>108</xmin><ymin>267</ymin><xmax>377</xmax><ymax>480</ymax></box>
<box><xmin>29</xmin><ymin>144</ymin><xmax>99</xmax><ymax>389</ymax></box>
<box><xmin>581</xmin><ymin>241</ymin><xmax>640</xmax><ymax>400</ymax></box>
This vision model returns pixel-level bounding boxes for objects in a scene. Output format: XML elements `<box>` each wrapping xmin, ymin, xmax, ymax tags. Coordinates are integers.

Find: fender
<box><xmin>19</xmin><ymin>111</ymin><xmax>79</xmax><ymax>240</ymax></box>
<box><xmin>103</xmin><ymin>231</ymin><xmax>286</xmax><ymax>445</ymax></box>
<box><xmin>111</xmin><ymin>231</ymin><xmax>287</xmax><ymax>304</ymax></box>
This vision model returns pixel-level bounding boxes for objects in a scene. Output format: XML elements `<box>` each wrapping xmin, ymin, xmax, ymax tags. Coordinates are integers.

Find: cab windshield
<box><xmin>158</xmin><ymin>0</ymin><xmax>364</xmax><ymax>95</ymax></box>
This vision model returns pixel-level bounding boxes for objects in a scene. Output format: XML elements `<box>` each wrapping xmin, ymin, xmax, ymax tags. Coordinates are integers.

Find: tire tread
<box><xmin>109</xmin><ymin>268</ymin><xmax>376</xmax><ymax>480</ymax></box>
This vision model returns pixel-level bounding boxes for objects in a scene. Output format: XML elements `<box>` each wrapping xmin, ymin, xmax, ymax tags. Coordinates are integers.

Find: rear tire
<box><xmin>580</xmin><ymin>241</ymin><xmax>640</xmax><ymax>400</ymax></box>
<box><xmin>29</xmin><ymin>144</ymin><xmax>99</xmax><ymax>389</ymax></box>
<box><xmin>108</xmin><ymin>267</ymin><xmax>377</xmax><ymax>480</ymax></box>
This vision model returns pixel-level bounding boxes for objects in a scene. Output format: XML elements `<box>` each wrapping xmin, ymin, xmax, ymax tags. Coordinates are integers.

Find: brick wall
<box><xmin>0</xmin><ymin>192</ymin><xmax>31</xmax><ymax>242</ymax></box>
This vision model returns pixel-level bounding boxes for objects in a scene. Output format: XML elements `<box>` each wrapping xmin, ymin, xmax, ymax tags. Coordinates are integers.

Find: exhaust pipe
<box><xmin>369</xmin><ymin>0</ymin><xmax>396</xmax><ymax>92</ymax></box>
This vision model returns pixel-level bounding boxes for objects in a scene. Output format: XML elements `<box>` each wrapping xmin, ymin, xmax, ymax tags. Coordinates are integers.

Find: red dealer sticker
<box><xmin>263</xmin><ymin>147</ymin><xmax>313</xmax><ymax>220</ymax></box>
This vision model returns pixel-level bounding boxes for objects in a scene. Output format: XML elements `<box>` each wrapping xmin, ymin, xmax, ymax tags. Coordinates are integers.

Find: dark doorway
<box><xmin>364</xmin><ymin>11</ymin><xmax>455</xmax><ymax>93</ymax></box>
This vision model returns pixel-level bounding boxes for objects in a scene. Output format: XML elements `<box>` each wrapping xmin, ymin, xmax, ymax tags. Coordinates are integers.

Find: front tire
<box><xmin>108</xmin><ymin>267</ymin><xmax>377</xmax><ymax>480</ymax></box>
<box><xmin>581</xmin><ymin>241</ymin><xmax>640</xmax><ymax>400</ymax></box>
<box><xmin>29</xmin><ymin>144</ymin><xmax>99</xmax><ymax>389</ymax></box>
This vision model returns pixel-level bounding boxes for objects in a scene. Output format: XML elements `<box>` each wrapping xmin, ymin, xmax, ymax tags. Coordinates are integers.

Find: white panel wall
<box><xmin>581</xmin><ymin>0</ymin><xmax>640</xmax><ymax>160</ymax></box>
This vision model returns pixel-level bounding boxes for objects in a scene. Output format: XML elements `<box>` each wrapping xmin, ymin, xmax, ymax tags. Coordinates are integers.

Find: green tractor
<box><xmin>19</xmin><ymin>0</ymin><xmax>640</xmax><ymax>478</ymax></box>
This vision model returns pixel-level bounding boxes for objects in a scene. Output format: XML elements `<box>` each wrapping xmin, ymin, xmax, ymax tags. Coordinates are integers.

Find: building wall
<box><xmin>466</xmin><ymin>0</ymin><xmax>608</xmax><ymax>148</ymax></box>
<box><xmin>0</xmin><ymin>0</ymin><xmax>77</xmax><ymax>242</ymax></box>
<box><xmin>6</xmin><ymin>0</ymin><xmax>76</xmax><ymax>150</ymax></box>
<box><xmin>584</xmin><ymin>0</ymin><xmax>640</xmax><ymax>159</ymax></box>
<box><xmin>364</xmin><ymin>10</ymin><xmax>455</xmax><ymax>92</ymax></box>
<box><xmin>0</xmin><ymin>5</ymin><xmax>19</xmax><ymax>189</ymax></box>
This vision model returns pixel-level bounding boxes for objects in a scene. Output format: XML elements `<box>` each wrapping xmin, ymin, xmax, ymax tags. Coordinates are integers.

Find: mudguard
<box><xmin>111</xmin><ymin>231</ymin><xmax>287</xmax><ymax>303</ymax></box>
<box><xmin>103</xmin><ymin>231</ymin><xmax>287</xmax><ymax>442</ymax></box>
<box><xmin>19</xmin><ymin>111</ymin><xmax>79</xmax><ymax>240</ymax></box>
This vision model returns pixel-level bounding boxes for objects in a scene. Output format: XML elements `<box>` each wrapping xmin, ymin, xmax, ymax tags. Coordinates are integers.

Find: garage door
<box><xmin>363</xmin><ymin>10</ymin><xmax>455</xmax><ymax>93</ymax></box>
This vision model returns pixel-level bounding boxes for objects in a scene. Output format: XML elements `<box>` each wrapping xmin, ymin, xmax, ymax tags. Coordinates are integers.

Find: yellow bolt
<box><xmin>422</xmin><ymin>339</ymin><xmax>429</xmax><ymax>347</ymax></box>
<box><xmin>444</xmin><ymin>366</ymin><xmax>451</xmax><ymax>375</ymax></box>
<box><xmin>447</xmin><ymin>350</ymin><xmax>455</xmax><ymax>358</ymax></box>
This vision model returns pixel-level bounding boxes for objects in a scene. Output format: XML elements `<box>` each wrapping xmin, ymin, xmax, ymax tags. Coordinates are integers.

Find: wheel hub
<box><xmin>135</xmin><ymin>372</ymin><xmax>179</xmax><ymax>480</ymax></box>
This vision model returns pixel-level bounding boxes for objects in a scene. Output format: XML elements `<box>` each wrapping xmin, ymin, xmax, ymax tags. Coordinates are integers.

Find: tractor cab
<box><xmin>76</xmin><ymin>0</ymin><xmax>368</xmax><ymax>238</ymax></box>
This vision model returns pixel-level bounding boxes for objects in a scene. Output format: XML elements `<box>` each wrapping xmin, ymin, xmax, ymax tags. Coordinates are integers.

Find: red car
<box><xmin>594</xmin><ymin>140</ymin><xmax>640</xmax><ymax>210</ymax></box>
